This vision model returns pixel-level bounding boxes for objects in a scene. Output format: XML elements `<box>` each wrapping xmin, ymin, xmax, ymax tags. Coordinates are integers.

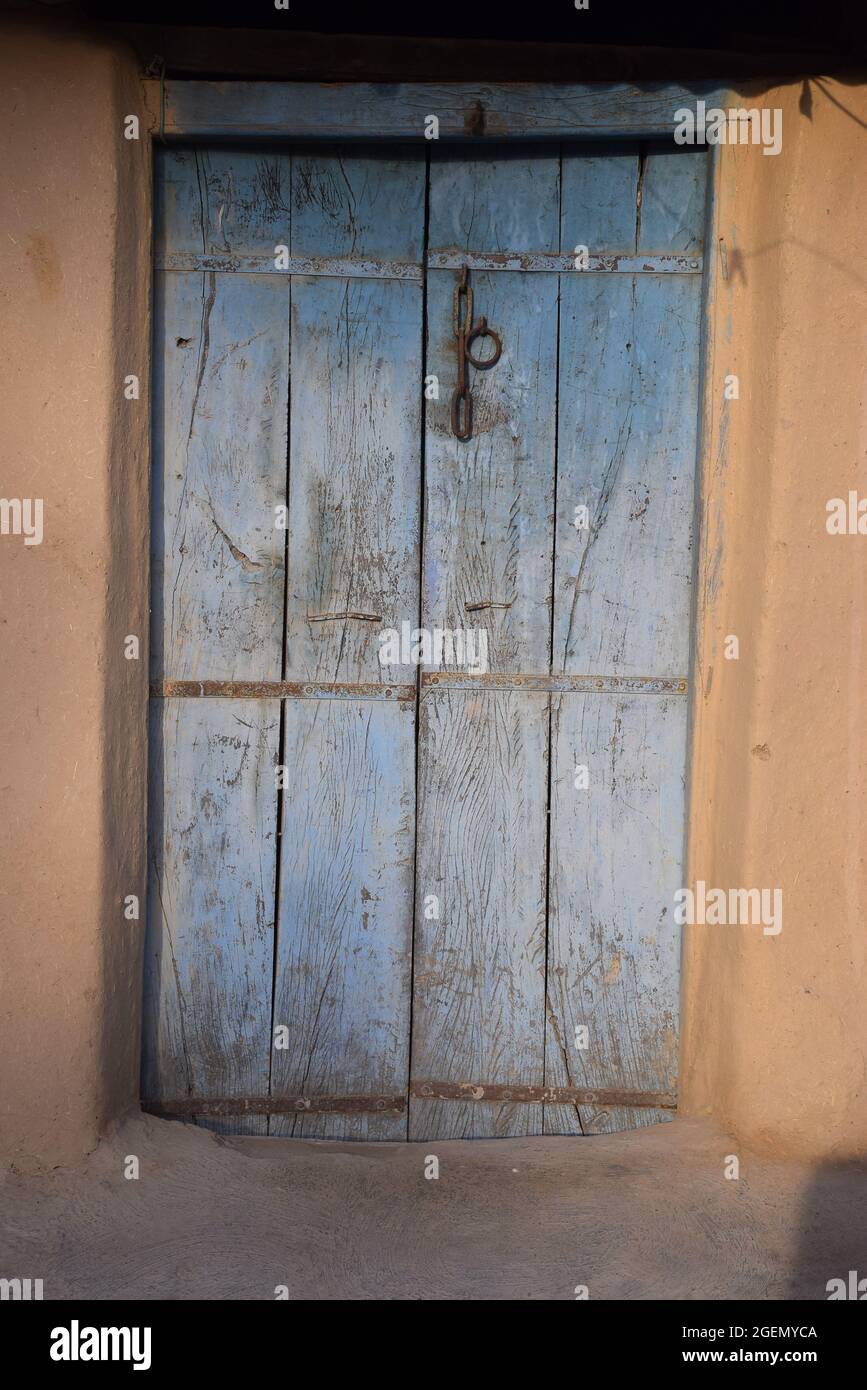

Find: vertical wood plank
<box><xmin>143</xmin><ymin>699</ymin><xmax>279</xmax><ymax>1136</ymax></box>
<box><xmin>560</xmin><ymin>146</ymin><xmax>639</xmax><ymax>254</ymax></box>
<box><xmin>284</xmin><ymin>275</ymin><xmax>422</xmax><ymax>684</ymax></box>
<box><xmin>291</xmin><ymin>147</ymin><xmax>424</xmax><ymax>261</ymax></box>
<box><xmin>147</xmin><ymin>148</ymin><xmax>290</xmax><ymax>1134</ymax></box>
<box><xmin>545</xmin><ymin>692</ymin><xmax>685</xmax><ymax>1134</ymax></box>
<box><xmin>423</xmin><ymin>270</ymin><xmax>559</xmax><ymax>673</ymax></box>
<box><xmin>428</xmin><ymin>144</ymin><xmax>560</xmax><ymax>254</ymax></box>
<box><xmin>271</xmin><ymin>698</ymin><xmax>416</xmax><ymax>1141</ymax></box>
<box><xmin>638</xmin><ymin>149</ymin><xmax>707</xmax><ymax>254</ymax></box>
<box><xmin>150</xmin><ymin>270</ymin><xmax>289</xmax><ymax>681</ymax></box>
<box><xmin>410</xmin><ymin>688</ymin><xmax>549</xmax><ymax>1140</ymax></box>
<box><xmin>155</xmin><ymin>148</ymin><xmax>291</xmax><ymax>261</ymax></box>
<box><xmin>413</xmin><ymin>150</ymin><xmax>557</xmax><ymax>1140</ymax></box>
<box><xmin>274</xmin><ymin>152</ymin><xmax>424</xmax><ymax>1136</ymax></box>
<box><xmin>424</xmin><ymin>147</ymin><xmax>559</xmax><ymax>675</ymax></box>
<box><xmin>554</xmin><ymin>272</ymin><xmax>701</xmax><ymax>677</ymax></box>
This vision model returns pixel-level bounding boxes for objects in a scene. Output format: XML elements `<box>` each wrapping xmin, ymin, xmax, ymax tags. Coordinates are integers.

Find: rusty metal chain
<box><xmin>450</xmin><ymin>265</ymin><xmax>502</xmax><ymax>441</ymax></box>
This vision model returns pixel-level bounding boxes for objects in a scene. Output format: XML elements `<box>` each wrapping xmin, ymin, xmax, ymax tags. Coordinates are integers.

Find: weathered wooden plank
<box><xmin>560</xmin><ymin>145</ymin><xmax>640</xmax><ymax>254</ymax></box>
<box><xmin>429</xmin><ymin>143</ymin><xmax>559</xmax><ymax>252</ymax></box>
<box><xmin>410</xmin><ymin>688</ymin><xmax>549</xmax><ymax>1140</ymax></box>
<box><xmin>554</xmin><ymin>271</ymin><xmax>702</xmax><ymax>676</ymax></box>
<box><xmin>150</xmin><ymin>270</ymin><xmax>288</xmax><ymax>681</ymax></box>
<box><xmin>544</xmin><ymin>692</ymin><xmax>684</xmax><ymax>1135</ymax></box>
<box><xmin>638</xmin><ymin>149</ymin><xmax>708</xmax><ymax>254</ymax></box>
<box><xmin>271</xmin><ymin>698</ymin><xmax>416</xmax><ymax>1141</ymax></box>
<box><xmin>282</xmin><ymin>152</ymin><xmax>424</xmax><ymax>687</ymax></box>
<box><xmin>424</xmin><ymin>270</ymin><xmax>558</xmax><ymax>672</ymax></box>
<box><xmin>154</xmin><ymin>81</ymin><xmax>728</xmax><ymax>142</ymax></box>
<box><xmin>284</xmin><ymin>274</ymin><xmax>422</xmax><ymax>684</ymax></box>
<box><xmin>154</xmin><ymin>148</ymin><xmax>290</xmax><ymax>261</ymax></box>
<box><xmin>423</xmin><ymin>147</ymin><xmax>560</xmax><ymax>677</ymax></box>
<box><xmin>142</xmin><ymin>699</ymin><xmax>279</xmax><ymax>1137</ymax></box>
<box><xmin>291</xmin><ymin>148</ymin><xmax>425</xmax><ymax>262</ymax></box>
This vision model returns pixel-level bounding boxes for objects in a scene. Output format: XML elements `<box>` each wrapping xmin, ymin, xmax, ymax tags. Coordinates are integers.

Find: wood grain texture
<box><xmin>638</xmin><ymin>149</ymin><xmax>708</xmax><ymax>254</ymax></box>
<box><xmin>291</xmin><ymin>147</ymin><xmax>425</xmax><ymax>261</ymax></box>
<box><xmin>424</xmin><ymin>269</ymin><xmax>558</xmax><ymax>672</ymax></box>
<box><xmin>155</xmin><ymin>147</ymin><xmax>291</xmax><ymax>260</ymax></box>
<box><xmin>423</xmin><ymin>151</ymin><xmax>559</xmax><ymax>674</ymax></box>
<box><xmin>156</xmin><ymin>81</ymin><xmax>728</xmax><ymax>142</ymax></box>
<box><xmin>271</xmin><ymin>698</ymin><xmax>416</xmax><ymax>1141</ymax></box>
<box><xmin>560</xmin><ymin>146</ymin><xmax>640</xmax><ymax>254</ymax></box>
<box><xmin>143</xmin><ymin>699</ymin><xmax>279</xmax><ymax>1137</ymax></box>
<box><xmin>284</xmin><ymin>274</ymin><xmax>423</xmax><ymax>683</ymax></box>
<box><xmin>428</xmin><ymin>144</ymin><xmax>559</xmax><ymax>252</ymax></box>
<box><xmin>410</xmin><ymin>688</ymin><xmax>549</xmax><ymax>1139</ymax></box>
<box><xmin>554</xmin><ymin>271</ymin><xmax>702</xmax><ymax>677</ymax></box>
<box><xmin>544</xmin><ymin>692</ymin><xmax>685</xmax><ymax>1135</ymax></box>
<box><xmin>150</xmin><ymin>270</ymin><xmax>288</xmax><ymax>681</ymax></box>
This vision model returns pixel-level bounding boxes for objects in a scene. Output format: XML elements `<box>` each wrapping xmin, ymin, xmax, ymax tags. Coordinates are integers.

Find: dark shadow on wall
<box><xmin>788</xmin><ymin>1160</ymin><xmax>867</xmax><ymax>1299</ymax></box>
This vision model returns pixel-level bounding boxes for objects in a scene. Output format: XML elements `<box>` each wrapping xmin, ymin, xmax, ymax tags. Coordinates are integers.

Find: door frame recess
<box><xmin>142</xmin><ymin>79</ymin><xmax>722</xmax><ymax>1125</ymax></box>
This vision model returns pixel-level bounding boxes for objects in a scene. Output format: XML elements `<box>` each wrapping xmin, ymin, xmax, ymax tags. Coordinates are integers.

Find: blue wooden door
<box><xmin>144</xmin><ymin>141</ymin><xmax>706</xmax><ymax>1139</ymax></box>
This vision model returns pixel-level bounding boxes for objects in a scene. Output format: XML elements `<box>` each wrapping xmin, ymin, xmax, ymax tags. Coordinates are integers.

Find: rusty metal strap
<box><xmin>145</xmin><ymin>1095</ymin><xmax>407</xmax><ymax>1118</ymax></box>
<box><xmin>421</xmin><ymin>673</ymin><xmax>687</xmax><ymax>695</ymax></box>
<box><xmin>156</xmin><ymin>252</ymin><xmax>422</xmax><ymax>281</ymax></box>
<box><xmin>145</xmin><ymin>1085</ymin><xmax>675</xmax><ymax>1117</ymax></box>
<box><xmin>430</xmin><ymin>251</ymin><xmax>703</xmax><ymax>274</ymax></box>
<box><xmin>151</xmin><ymin>680</ymin><xmax>416</xmax><ymax>702</ymax></box>
<box><xmin>411</xmin><ymin>1082</ymin><xmax>676</xmax><ymax>1108</ymax></box>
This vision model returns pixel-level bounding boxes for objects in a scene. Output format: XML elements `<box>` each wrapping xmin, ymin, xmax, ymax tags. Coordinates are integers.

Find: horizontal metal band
<box><xmin>155</xmin><ymin>252</ymin><xmax>702</xmax><ymax>278</ymax></box>
<box><xmin>144</xmin><ymin>1085</ymin><xmax>675</xmax><ymax>1116</ymax></box>
<box><xmin>428</xmin><ymin>251</ymin><xmax>702</xmax><ymax>274</ymax></box>
<box><xmin>421</xmin><ymin>673</ymin><xmax>687</xmax><ymax>694</ymax></box>
<box><xmin>411</xmin><ymin>1082</ymin><xmax>676</xmax><ymax>1108</ymax></box>
<box><xmin>150</xmin><ymin>679</ymin><xmax>416</xmax><ymax>702</ymax></box>
<box><xmin>156</xmin><ymin>252</ymin><xmax>422</xmax><ymax>281</ymax></box>
<box><xmin>145</xmin><ymin>1095</ymin><xmax>406</xmax><ymax>1118</ymax></box>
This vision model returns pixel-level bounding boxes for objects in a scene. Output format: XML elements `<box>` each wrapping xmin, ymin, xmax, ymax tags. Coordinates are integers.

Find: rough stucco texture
<box><xmin>0</xmin><ymin>24</ymin><xmax>151</xmax><ymax>1168</ymax></box>
<box><xmin>680</xmin><ymin>78</ymin><xmax>867</xmax><ymax>1158</ymax></box>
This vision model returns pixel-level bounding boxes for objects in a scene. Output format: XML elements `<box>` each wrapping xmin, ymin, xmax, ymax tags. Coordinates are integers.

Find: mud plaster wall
<box><xmin>680</xmin><ymin>78</ymin><xmax>867</xmax><ymax>1158</ymax></box>
<box><xmin>0</xmin><ymin>23</ymin><xmax>151</xmax><ymax>1169</ymax></box>
<box><xmin>0</xmin><ymin>25</ymin><xmax>863</xmax><ymax>1168</ymax></box>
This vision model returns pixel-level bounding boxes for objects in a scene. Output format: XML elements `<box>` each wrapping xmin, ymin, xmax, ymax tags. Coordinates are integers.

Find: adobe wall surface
<box><xmin>0</xmin><ymin>22</ymin><xmax>151</xmax><ymax>1169</ymax></box>
<box><xmin>681</xmin><ymin>78</ymin><xmax>867</xmax><ymax>1157</ymax></box>
<box><xmin>0</xmin><ymin>23</ymin><xmax>863</xmax><ymax>1166</ymax></box>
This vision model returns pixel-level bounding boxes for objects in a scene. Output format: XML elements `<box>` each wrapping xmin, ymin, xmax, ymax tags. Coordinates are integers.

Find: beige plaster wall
<box><xmin>0</xmin><ymin>23</ymin><xmax>151</xmax><ymax>1168</ymax></box>
<box><xmin>0</xmin><ymin>29</ymin><xmax>863</xmax><ymax>1167</ymax></box>
<box><xmin>681</xmin><ymin>78</ymin><xmax>867</xmax><ymax>1157</ymax></box>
